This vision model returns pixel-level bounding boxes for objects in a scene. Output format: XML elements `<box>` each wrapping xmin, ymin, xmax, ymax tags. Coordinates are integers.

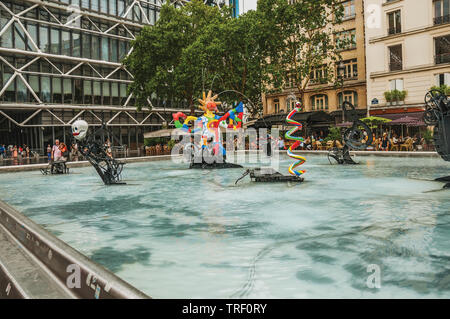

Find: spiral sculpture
<box><xmin>285</xmin><ymin>104</ymin><xmax>306</xmax><ymax>176</ymax></box>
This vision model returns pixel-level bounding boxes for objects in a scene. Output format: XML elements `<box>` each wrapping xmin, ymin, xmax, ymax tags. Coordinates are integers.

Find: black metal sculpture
<box><xmin>72</xmin><ymin>120</ymin><xmax>125</xmax><ymax>185</ymax></box>
<box><xmin>328</xmin><ymin>101</ymin><xmax>373</xmax><ymax>165</ymax></box>
<box><xmin>40</xmin><ymin>160</ymin><xmax>69</xmax><ymax>175</ymax></box>
<box><xmin>423</xmin><ymin>89</ymin><xmax>450</xmax><ymax>188</ymax></box>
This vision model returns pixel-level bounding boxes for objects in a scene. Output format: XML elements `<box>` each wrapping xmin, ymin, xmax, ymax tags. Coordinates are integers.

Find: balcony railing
<box><xmin>389</xmin><ymin>61</ymin><xmax>403</xmax><ymax>71</ymax></box>
<box><xmin>435</xmin><ymin>53</ymin><xmax>450</xmax><ymax>64</ymax></box>
<box><xmin>434</xmin><ymin>15</ymin><xmax>450</xmax><ymax>26</ymax></box>
<box><xmin>387</xmin><ymin>27</ymin><xmax>401</xmax><ymax>35</ymax></box>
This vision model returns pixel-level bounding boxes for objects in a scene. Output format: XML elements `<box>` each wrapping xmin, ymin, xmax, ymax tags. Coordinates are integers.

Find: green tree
<box><xmin>123</xmin><ymin>0</ymin><xmax>226</xmax><ymax>114</ymax></box>
<box><xmin>189</xmin><ymin>9</ymin><xmax>275</xmax><ymax>117</ymax></box>
<box><xmin>124</xmin><ymin>0</ymin><xmax>275</xmax><ymax>117</ymax></box>
<box><xmin>257</xmin><ymin>0</ymin><xmax>346</xmax><ymax>102</ymax></box>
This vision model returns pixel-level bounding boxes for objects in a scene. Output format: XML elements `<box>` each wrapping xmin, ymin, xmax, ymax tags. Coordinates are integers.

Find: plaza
<box><xmin>0</xmin><ymin>0</ymin><xmax>450</xmax><ymax>303</ymax></box>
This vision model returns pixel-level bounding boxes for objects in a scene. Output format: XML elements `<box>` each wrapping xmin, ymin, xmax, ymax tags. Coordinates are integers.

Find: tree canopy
<box><xmin>124</xmin><ymin>0</ymin><xmax>346</xmax><ymax>116</ymax></box>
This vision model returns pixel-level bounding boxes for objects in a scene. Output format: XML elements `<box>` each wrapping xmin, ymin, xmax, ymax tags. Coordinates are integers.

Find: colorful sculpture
<box><xmin>172</xmin><ymin>90</ymin><xmax>244</xmax><ymax>160</ymax></box>
<box><xmin>285</xmin><ymin>102</ymin><xmax>307</xmax><ymax>177</ymax></box>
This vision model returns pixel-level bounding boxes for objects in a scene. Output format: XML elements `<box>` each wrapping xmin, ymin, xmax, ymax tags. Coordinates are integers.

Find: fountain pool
<box><xmin>0</xmin><ymin>154</ymin><xmax>449</xmax><ymax>298</ymax></box>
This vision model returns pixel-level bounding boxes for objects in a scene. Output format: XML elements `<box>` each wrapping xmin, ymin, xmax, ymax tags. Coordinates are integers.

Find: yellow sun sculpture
<box><xmin>198</xmin><ymin>90</ymin><xmax>222</xmax><ymax>118</ymax></box>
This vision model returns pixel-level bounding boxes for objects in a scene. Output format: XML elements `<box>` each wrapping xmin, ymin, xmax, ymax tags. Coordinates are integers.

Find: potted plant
<box><xmin>398</xmin><ymin>90</ymin><xmax>407</xmax><ymax>105</ymax></box>
<box><xmin>384</xmin><ymin>91</ymin><xmax>392</xmax><ymax>106</ymax></box>
<box><xmin>391</xmin><ymin>90</ymin><xmax>400</xmax><ymax>106</ymax></box>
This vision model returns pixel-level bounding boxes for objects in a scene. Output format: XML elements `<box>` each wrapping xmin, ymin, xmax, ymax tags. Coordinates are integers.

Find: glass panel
<box><xmin>84</xmin><ymin>80</ymin><xmax>92</xmax><ymax>104</ymax></box>
<box><xmin>72</xmin><ymin>32</ymin><xmax>81</xmax><ymax>57</ymax></box>
<box><xmin>62</xmin><ymin>30</ymin><xmax>70</xmax><ymax>56</ymax></box>
<box><xmin>4</xmin><ymin>77</ymin><xmax>15</xmax><ymax>102</ymax></box>
<box><xmin>111</xmin><ymin>39</ymin><xmax>118</xmax><ymax>62</ymax></box>
<box><xmin>39</xmin><ymin>25</ymin><xmax>49</xmax><ymax>52</ymax></box>
<box><xmin>92</xmin><ymin>35</ymin><xmax>100</xmax><ymax>60</ymax></box>
<box><xmin>93</xmin><ymin>81</ymin><xmax>101</xmax><ymax>104</ymax></box>
<box><xmin>52</xmin><ymin>77</ymin><xmax>62</xmax><ymax>103</ymax></box>
<box><xmin>81</xmin><ymin>0</ymin><xmax>90</xmax><ymax>8</ymax></box>
<box><xmin>0</xmin><ymin>23</ymin><xmax>13</xmax><ymax>48</ymax></box>
<box><xmin>111</xmin><ymin>0</ymin><xmax>118</xmax><ymax>16</ymax></box>
<box><xmin>119</xmin><ymin>41</ymin><xmax>127</xmax><ymax>60</ymax></box>
<box><xmin>82</xmin><ymin>33</ymin><xmax>91</xmax><ymax>59</ymax></box>
<box><xmin>118</xmin><ymin>0</ymin><xmax>125</xmax><ymax>16</ymax></box>
<box><xmin>436</xmin><ymin>0</ymin><xmax>442</xmax><ymax>18</ymax></box>
<box><xmin>26</xmin><ymin>23</ymin><xmax>37</xmax><ymax>51</ymax></box>
<box><xmin>101</xmin><ymin>37</ymin><xmax>109</xmax><ymax>61</ymax></box>
<box><xmin>101</xmin><ymin>0</ymin><xmax>108</xmax><ymax>14</ymax></box>
<box><xmin>120</xmin><ymin>83</ymin><xmax>127</xmax><ymax>105</ymax></box>
<box><xmin>63</xmin><ymin>78</ymin><xmax>72</xmax><ymax>104</ymax></box>
<box><xmin>102</xmin><ymin>82</ymin><xmax>110</xmax><ymax>105</ymax></box>
<box><xmin>50</xmin><ymin>27</ymin><xmax>60</xmax><ymax>55</ymax></box>
<box><xmin>91</xmin><ymin>0</ymin><xmax>100</xmax><ymax>11</ymax></box>
<box><xmin>16</xmin><ymin>77</ymin><xmax>27</xmax><ymax>102</ymax></box>
<box><xmin>41</xmin><ymin>76</ymin><xmax>51</xmax><ymax>103</ymax></box>
<box><xmin>14</xmin><ymin>22</ymin><xmax>26</xmax><ymax>50</ymax></box>
<box><xmin>74</xmin><ymin>79</ymin><xmax>82</xmax><ymax>104</ymax></box>
<box><xmin>111</xmin><ymin>82</ymin><xmax>119</xmax><ymax>105</ymax></box>
<box><xmin>29</xmin><ymin>75</ymin><xmax>39</xmax><ymax>95</ymax></box>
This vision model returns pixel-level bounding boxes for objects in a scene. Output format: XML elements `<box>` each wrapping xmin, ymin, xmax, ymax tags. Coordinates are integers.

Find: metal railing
<box><xmin>387</xmin><ymin>27</ymin><xmax>401</xmax><ymax>35</ymax></box>
<box><xmin>389</xmin><ymin>62</ymin><xmax>403</xmax><ymax>71</ymax></box>
<box><xmin>435</xmin><ymin>53</ymin><xmax>450</xmax><ymax>64</ymax></box>
<box><xmin>434</xmin><ymin>14</ymin><xmax>450</xmax><ymax>25</ymax></box>
<box><xmin>0</xmin><ymin>200</ymin><xmax>150</xmax><ymax>299</ymax></box>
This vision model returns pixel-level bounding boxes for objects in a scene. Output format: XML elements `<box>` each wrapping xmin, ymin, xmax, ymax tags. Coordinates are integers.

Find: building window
<box><xmin>342</xmin><ymin>0</ymin><xmax>355</xmax><ymax>20</ymax></box>
<box><xmin>434</xmin><ymin>0</ymin><xmax>450</xmax><ymax>25</ymax></box>
<box><xmin>389</xmin><ymin>79</ymin><xmax>404</xmax><ymax>91</ymax></box>
<box><xmin>340</xmin><ymin>59</ymin><xmax>358</xmax><ymax>80</ymax></box>
<box><xmin>310</xmin><ymin>65</ymin><xmax>328</xmax><ymax>84</ymax></box>
<box><xmin>335</xmin><ymin>29</ymin><xmax>356</xmax><ymax>50</ymax></box>
<box><xmin>436</xmin><ymin>73</ymin><xmax>450</xmax><ymax>86</ymax></box>
<box><xmin>435</xmin><ymin>35</ymin><xmax>450</xmax><ymax>64</ymax></box>
<box><xmin>274</xmin><ymin>99</ymin><xmax>279</xmax><ymax>113</ymax></box>
<box><xmin>310</xmin><ymin>94</ymin><xmax>328</xmax><ymax>111</ymax></box>
<box><xmin>285</xmin><ymin>73</ymin><xmax>296</xmax><ymax>88</ymax></box>
<box><xmin>389</xmin><ymin>44</ymin><xmax>403</xmax><ymax>71</ymax></box>
<box><xmin>338</xmin><ymin>91</ymin><xmax>358</xmax><ymax>109</ymax></box>
<box><xmin>286</xmin><ymin>99</ymin><xmax>297</xmax><ymax>112</ymax></box>
<box><xmin>387</xmin><ymin>10</ymin><xmax>401</xmax><ymax>35</ymax></box>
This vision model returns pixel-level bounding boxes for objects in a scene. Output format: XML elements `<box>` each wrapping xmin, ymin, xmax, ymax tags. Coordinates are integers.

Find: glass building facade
<box><xmin>0</xmin><ymin>0</ymin><xmax>185</xmax><ymax>154</ymax></box>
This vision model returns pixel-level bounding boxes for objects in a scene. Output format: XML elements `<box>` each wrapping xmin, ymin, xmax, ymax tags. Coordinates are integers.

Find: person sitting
<box><xmin>380</xmin><ymin>133</ymin><xmax>391</xmax><ymax>151</ymax></box>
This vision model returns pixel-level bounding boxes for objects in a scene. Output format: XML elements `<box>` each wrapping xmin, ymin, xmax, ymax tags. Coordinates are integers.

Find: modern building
<box><xmin>0</xmin><ymin>0</ymin><xmax>196</xmax><ymax>155</ymax></box>
<box><xmin>365</xmin><ymin>0</ymin><xmax>450</xmax><ymax>120</ymax></box>
<box><xmin>261</xmin><ymin>0</ymin><xmax>367</xmax><ymax>131</ymax></box>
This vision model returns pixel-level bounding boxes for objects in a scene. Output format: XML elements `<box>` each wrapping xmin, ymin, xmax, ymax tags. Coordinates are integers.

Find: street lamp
<box><xmin>337</xmin><ymin>61</ymin><xmax>345</xmax><ymax>122</ymax></box>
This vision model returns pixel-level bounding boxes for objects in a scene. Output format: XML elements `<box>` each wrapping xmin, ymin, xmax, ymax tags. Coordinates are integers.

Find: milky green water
<box><xmin>0</xmin><ymin>154</ymin><xmax>450</xmax><ymax>298</ymax></box>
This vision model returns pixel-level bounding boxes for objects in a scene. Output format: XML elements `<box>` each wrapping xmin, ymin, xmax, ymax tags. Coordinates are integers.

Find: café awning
<box><xmin>387</xmin><ymin>115</ymin><xmax>426</xmax><ymax>126</ymax></box>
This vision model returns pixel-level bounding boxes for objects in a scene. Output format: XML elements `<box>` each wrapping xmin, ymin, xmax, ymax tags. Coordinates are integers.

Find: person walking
<box><xmin>47</xmin><ymin>144</ymin><xmax>52</xmax><ymax>162</ymax></box>
<box><xmin>52</xmin><ymin>139</ymin><xmax>62</xmax><ymax>161</ymax></box>
<box><xmin>12</xmin><ymin>145</ymin><xmax>18</xmax><ymax>158</ymax></box>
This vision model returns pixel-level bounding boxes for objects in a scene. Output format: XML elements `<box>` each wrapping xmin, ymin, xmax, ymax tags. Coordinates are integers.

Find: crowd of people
<box><xmin>0</xmin><ymin>144</ymin><xmax>32</xmax><ymax>159</ymax></box>
<box><xmin>274</xmin><ymin>131</ymin><xmax>431</xmax><ymax>152</ymax></box>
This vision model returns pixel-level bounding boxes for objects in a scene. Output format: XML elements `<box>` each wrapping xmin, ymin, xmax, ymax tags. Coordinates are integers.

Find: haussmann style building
<box><xmin>260</xmin><ymin>0</ymin><xmax>368</xmax><ymax>135</ymax></box>
<box><xmin>364</xmin><ymin>0</ymin><xmax>450</xmax><ymax>122</ymax></box>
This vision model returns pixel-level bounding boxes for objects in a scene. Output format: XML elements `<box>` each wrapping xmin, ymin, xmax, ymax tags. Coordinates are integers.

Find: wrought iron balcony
<box><xmin>435</xmin><ymin>53</ymin><xmax>450</xmax><ymax>64</ymax></box>
<box><xmin>387</xmin><ymin>27</ymin><xmax>401</xmax><ymax>35</ymax></box>
<box><xmin>389</xmin><ymin>61</ymin><xmax>403</xmax><ymax>71</ymax></box>
<box><xmin>434</xmin><ymin>15</ymin><xmax>450</xmax><ymax>26</ymax></box>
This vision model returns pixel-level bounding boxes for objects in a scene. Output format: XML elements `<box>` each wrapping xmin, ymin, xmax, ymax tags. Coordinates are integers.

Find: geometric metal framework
<box><xmin>0</xmin><ymin>0</ymin><xmax>193</xmax><ymax>151</ymax></box>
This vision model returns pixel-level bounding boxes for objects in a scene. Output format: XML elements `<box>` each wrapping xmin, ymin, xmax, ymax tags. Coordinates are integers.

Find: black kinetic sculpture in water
<box><xmin>328</xmin><ymin>101</ymin><xmax>373</xmax><ymax>165</ymax></box>
<box><xmin>71</xmin><ymin>120</ymin><xmax>125</xmax><ymax>185</ymax></box>
<box><xmin>423</xmin><ymin>89</ymin><xmax>450</xmax><ymax>188</ymax></box>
